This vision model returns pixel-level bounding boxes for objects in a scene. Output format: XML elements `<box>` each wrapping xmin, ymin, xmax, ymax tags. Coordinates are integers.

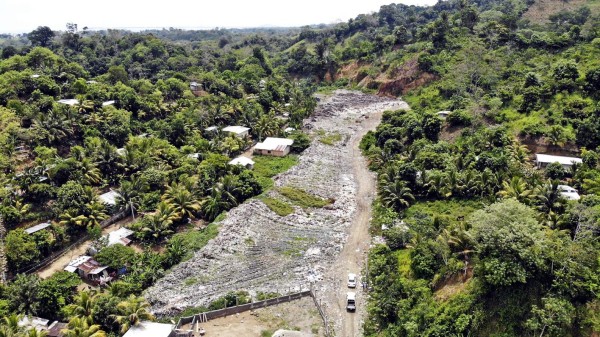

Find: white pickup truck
<box><xmin>346</xmin><ymin>292</ymin><xmax>356</xmax><ymax>311</ymax></box>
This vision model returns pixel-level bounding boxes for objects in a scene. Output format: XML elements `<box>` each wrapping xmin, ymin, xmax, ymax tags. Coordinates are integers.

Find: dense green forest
<box><xmin>0</xmin><ymin>0</ymin><xmax>599</xmax><ymax>335</ymax></box>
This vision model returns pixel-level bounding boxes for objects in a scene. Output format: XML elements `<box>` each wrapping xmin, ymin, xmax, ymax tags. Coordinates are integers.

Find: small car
<box><xmin>347</xmin><ymin>273</ymin><xmax>357</xmax><ymax>288</ymax></box>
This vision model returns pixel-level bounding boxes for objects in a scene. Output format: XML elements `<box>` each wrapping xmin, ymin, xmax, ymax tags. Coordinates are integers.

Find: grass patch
<box><xmin>261</xmin><ymin>197</ymin><xmax>294</xmax><ymax>216</ymax></box>
<box><xmin>396</xmin><ymin>249</ymin><xmax>412</xmax><ymax>277</ymax></box>
<box><xmin>253</xmin><ymin>155</ymin><xmax>299</xmax><ymax>178</ymax></box>
<box><xmin>252</xmin><ymin>155</ymin><xmax>299</xmax><ymax>192</ymax></box>
<box><xmin>278</xmin><ymin>186</ymin><xmax>332</xmax><ymax>208</ymax></box>
<box><xmin>184</xmin><ymin>277</ymin><xmax>198</xmax><ymax>286</ymax></box>
<box><xmin>319</xmin><ymin>131</ymin><xmax>343</xmax><ymax>145</ymax></box>
<box><xmin>172</xmin><ymin>223</ymin><xmax>219</xmax><ymax>260</ymax></box>
<box><xmin>405</xmin><ymin>199</ymin><xmax>485</xmax><ymax>227</ymax></box>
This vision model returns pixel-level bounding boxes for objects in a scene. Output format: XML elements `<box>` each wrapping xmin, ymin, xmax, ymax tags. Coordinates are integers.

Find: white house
<box><xmin>102</xmin><ymin>100</ymin><xmax>115</xmax><ymax>107</ymax></box>
<box><xmin>437</xmin><ymin>111</ymin><xmax>452</xmax><ymax>119</ymax></box>
<box><xmin>123</xmin><ymin>321</ymin><xmax>174</xmax><ymax>337</ymax></box>
<box><xmin>223</xmin><ymin>126</ymin><xmax>250</xmax><ymax>138</ymax></box>
<box><xmin>99</xmin><ymin>190</ymin><xmax>120</xmax><ymax>206</ymax></box>
<box><xmin>558</xmin><ymin>185</ymin><xmax>581</xmax><ymax>200</ymax></box>
<box><xmin>255</xmin><ymin>137</ymin><xmax>294</xmax><ymax>157</ymax></box>
<box><xmin>107</xmin><ymin>227</ymin><xmax>134</xmax><ymax>246</ymax></box>
<box><xmin>57</xmin><ymin>99</ymin><xmax>79</xmax><ymax>106</ymax></box>
<box><xmin>535</xmin><ymin>154</ymin><xmax>582</xmax><ymax>170</ymax></box>
<box><xmin>25</xmin><ymin>222</ymin><xmax>51</xmax><ymax>235</ymax></box>
<box><xmin>228</xmin><ymin>156</ymin><xmax>255</xmax><ymax>169</ymax></box>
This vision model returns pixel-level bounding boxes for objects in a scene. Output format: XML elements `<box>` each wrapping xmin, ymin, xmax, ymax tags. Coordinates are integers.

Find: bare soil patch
<box><xmin>180</xmin><ymin>297</ymin><xmax>324</xmax><ymax>337</ymax></box>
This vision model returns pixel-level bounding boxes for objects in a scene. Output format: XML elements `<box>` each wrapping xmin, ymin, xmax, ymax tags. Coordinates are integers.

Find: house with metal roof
<box><xmin>122</xmin><ymin>321</ymin><xmax>174</xmax><ymax>337</ymax></box>
<box><xmin>57</xmin><ymin>98</ymin><xmax>79</xmax><ymax>106</ymax></box>
<box><xmin>25</xmin><ymin>222</ymin><xmax>52</xmax><ymax>235</ymax></box>
<box><xmin>558</xmin><ymin>185</ymin><xmax>581</xmax><ymax>200</ymax></box>
<box><xmin>254</xmin><ymin>137</ymin><xmax>294</xmax><ymax>157</ymax></box>
<box><xmin>223</xmin><ymin>126</ymin><xmax>250</xmax><ymax>138</ymax></box>
<box><xmin>535</xmin><ymin>154</ymin><xmax>582</xmax><ymax>170</ymax></box>
<box><xmin>228</xmin><ymin>156</ymin><xmax>255</xmax><ymax>169</ymax></box>
<box><xmin>64</xmin><ymin>256</ymin><xmax>111</xmax><ymax>285</ymax></box>
<box><xmin>107</xmin><ymin>227</ymin><xmax>134</xmax><ymax>246</ymax></box>
<box><xmin>99</xmin><ymin>190</ymin><xmax>120</xmax><ymax>206</ymax></box>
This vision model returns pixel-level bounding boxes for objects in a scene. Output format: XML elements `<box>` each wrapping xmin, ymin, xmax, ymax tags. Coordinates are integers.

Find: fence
<box><xmin>171</xmin><ymin>285</ymin><xmax>332</xmax><ymax>337</ymax></box>
<box><xmin>8</xmin><ymin>210</ymin><xmax>129</xmax><ymax>279</ymax></box>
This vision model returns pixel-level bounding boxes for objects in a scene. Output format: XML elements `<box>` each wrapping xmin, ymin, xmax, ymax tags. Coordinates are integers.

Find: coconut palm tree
<box><xmin>497</xmin><ymin>176</ymin><xmax>533</xmax><ymax>203</ymax></box>
<box><xmin>201</xmin><ymin>190</ymin><xmax>229</xmax><ymax>221</ymax></box>
<box><xmin>63</xmin><ymin>291</ymin><xmax>97</xmax><ymax>321</ymax></box>
<box><xmin>62</xmin><ymin>317</ymin><xmax>106</xmax><ymax>337</ymax></box>
<box><xmin>78</xmin><ymin>202</ymin><xmax>108</xmax><ymax>228</ymax></box>
<box><xmin>0</xmin><ymin>314</ymin><xmax>23</xmax><ymax>336</ymax></box>
<box><xmin>113</xmin><ymin>295</ymin><xmax>155</xmax><ymax>334</ymax></box>
<box><xmin>25</xmin><ymin>329</ymin><xmax>48</xmax><ymax>337</ymax></box>
<box><xmin>116</xmin><ymin>177</ymin><xmax>147</xmax><ymax>220</ymax></box>
<box><xmin>534</xmin><ymin>179</ymin><xmax>567</xmax><ymax>214</ymax></box>
<box><xmin>380</xmin><ymin>180</ymin><xmax>415</xmax><ymax>212</ymax></box>
<box><xmin>162</xmin><ymin>183</ymin><xmax>200</xmax><ymax>221</ymax></box>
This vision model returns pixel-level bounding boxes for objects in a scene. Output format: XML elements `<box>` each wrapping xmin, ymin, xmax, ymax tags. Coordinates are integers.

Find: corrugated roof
<box><xmin>25</xmin><ymin>222</ymin><xmax>51</xmax><ymax>234</ymax></box>
<box><xmin>255</xmin><ymin>137</ymin><xmax>294</xmax><ymax>151</ymax></box>
<box><xmin>123</xmin><ymin>321</ymin><xmax>174</xmax><ymax>337</ymax></box>
<box><xmin>99</xmin><ymin>190</ymin><xmax>120</xmax><ymax>206</ymax></box>
<box><xmin>228</xmin><ymin>156</ymin><xmax>255</xmax><ymax>167</ymax></box>
<box><xmin>223</xmin><ymin>125</ymin><xmax>250</xmax><ymax>134</ymax></box>
<box><xmin>107</xmin><ymin>227</ymin><xmax>134</xmax><ymax>246</ymax></box>
<box><xmin>57</xmin><ymin>99</ymin><xmax>79</xmax><ymax>106</ymax></box>
<box><xmin>535</xmin><ymin>154</ymin><xmax>582</xmax><ymax>166</ymax></box>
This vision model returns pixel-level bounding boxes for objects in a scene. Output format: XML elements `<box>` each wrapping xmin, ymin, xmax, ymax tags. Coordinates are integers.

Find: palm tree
<box><xmin>59</xmin><ymin>211</ymin><xmax>85</xmax><ymax>229</ymax></box>
<box><xmin>63</xmin><ymin>291</ymin><xmax>97</xmax><ymax>321</ymax></box>
<box><xmin>201</xmin><ymin>190</ymin><xmax>229</xmax><ymax>221</ymax></box>
<box><xmin>139</xmin><ymin>213</ymin><xmax>174</xmax><ymax>242</ymax></box>
<box><xmin>77</xmin><ymin>158</ymin><xmax>102</xmax><ymax>186</ymax></box>
<box><xmin>113</xmin><ymin>295</ymin><xmax>155</xmax><ymax>334</ymax></box>
<box><xmin>32</xmin><ymin>110</ymin><xmax>73</xmax><ymax>145</ymax></box>
<box><xmin>497</xmin><ymin>176</ymin><xmax>533</xmax><ymax>203</ymax></box>
<box><xmin>0</xmin><ymin>314</ymin><xmax>23</xmax><ymax>336</ymax></box>
<box><xmin>534</xmin><ymin>179</ymin><xmax>567</xmax><ymax>214</ymax></box>
<box><xmin>380</xmin><ymin>180</ymin><xmax>415</xmax><ymax>212</ymax></box>
<box><xmin>116</xmin><ymin>177</ymin><xmax>147</xmax><ymax>220</ymax></box>
<box><xmin>62</xmin><ymin>317</ymin><xmax>106</xmax><ymax>337</ymax></box>
<box><xmin>162</xmin><ymin>183</ymin><xmax>200</xmax><ymax>221</ymax></box>
<box><xmin>78</xmin><ymin>202</ymin><xmax>108</xmax><ymax>228</ymax></box>
<box><xmin>25</xmin><ymin>329</ymin><xmax>48</xmax><ymax>337</ymax></box>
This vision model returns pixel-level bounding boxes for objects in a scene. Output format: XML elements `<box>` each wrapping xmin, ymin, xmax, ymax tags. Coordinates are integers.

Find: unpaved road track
<box><xmin>146</xmin><ymin>91</ymin><xmax>409</xmax><ymax>329</ymax></box>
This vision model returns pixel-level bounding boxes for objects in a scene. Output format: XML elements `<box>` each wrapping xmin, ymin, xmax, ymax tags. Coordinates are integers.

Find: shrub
<box><xmin>446</xmin><ymin>110</ymin><xmax>473</xmax><ymax>127</ymax></box>
<box><xmin>261</xmin><ymin>197</ymin><xmax>294</xmax><ymax>216</ymax></box>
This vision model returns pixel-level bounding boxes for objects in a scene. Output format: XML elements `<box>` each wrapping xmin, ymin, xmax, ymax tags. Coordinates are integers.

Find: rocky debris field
<box><xmin>145</xmin><ymin>90</ymin><xmax>409</xmax><ymax>316</ymax></box>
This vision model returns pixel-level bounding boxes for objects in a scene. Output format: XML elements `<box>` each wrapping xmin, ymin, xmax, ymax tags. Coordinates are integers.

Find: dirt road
<box><xmin>317</xmin><ymin>111</ymin><xmax>383</xmax><ymax>336</ymax></box>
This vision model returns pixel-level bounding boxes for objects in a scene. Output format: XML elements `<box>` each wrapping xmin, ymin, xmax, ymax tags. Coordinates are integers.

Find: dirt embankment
<box><xmin>145</xmin><ymin>90</ymin><xmax>408</xmax><ymax>329</ymax></box>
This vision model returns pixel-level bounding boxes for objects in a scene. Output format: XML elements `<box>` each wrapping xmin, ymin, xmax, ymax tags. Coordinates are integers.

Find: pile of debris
<box><xmin>145</xmin><ymin>91</ymin><xmax>408</xmax><ymax>316</ymax></box>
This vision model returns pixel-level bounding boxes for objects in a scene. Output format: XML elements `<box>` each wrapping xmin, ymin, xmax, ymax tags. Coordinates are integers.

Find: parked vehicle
<box><xmin>346</xmin><ymin>292</ymin><xmax>356</xmax><ymax>311</ymax></box>
<box><xmin>347</xmin><ymin>273</ymin><xmax>357</xmax><ymax>288</ymax></box>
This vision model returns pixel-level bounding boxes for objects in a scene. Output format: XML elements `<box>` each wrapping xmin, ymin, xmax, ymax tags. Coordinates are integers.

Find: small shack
<box><xmin>99</xmin><ymin>190</ymin><xmax>120</xmax><ymax>207</ymax></box>
<box><xmin>437</xmin><ymin>111</ymin><xmax>452</xmax><ymax>119</ymax></box>
<box><xmin>25</xmin><ymin>222</ymin><xmax>51</xmax><ymax>235</ymax></box>
<box><xmin>102</xmin><ymin>100</ymin><xmax>115</xmax><ymax>107</ymax></box>
<box><xmin>107</xmin><ymin>227</ymin><xmax>134</xmax><ymax>246</ymax></box>
<box><xmin>64</xmin><ymin>256</ymin><xmax>111</xmax><ymax>285</ymax></box>
<box><xmin>18</xmin><ymin>316</ymin><xmax>50</xmax><ymax>331</ymax></box>
<box><xmin>535</xmin><ymin>154</ymin><xmax>582</xmax><ymax>170</ymax></box>
<box><xmin>228</xmin><ymin>156</ymin><xmax>255</xmax><ymax>169</ymax></box>
<box><xmin>255</xmin><ymin>137</ymin><xmax>294</xmax><ymax>157</ymax></box>
<box><xmin>122</xmin><ymin>321</ymin><xmax>174</xmax><ymax>337</ymax></box>
<box><xmin>222</xmin><ymin>126</ymin><xmax>250</xmax><ymax>138</ymax></box>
